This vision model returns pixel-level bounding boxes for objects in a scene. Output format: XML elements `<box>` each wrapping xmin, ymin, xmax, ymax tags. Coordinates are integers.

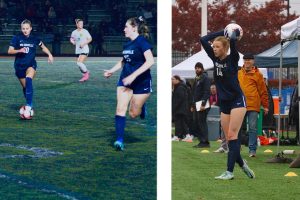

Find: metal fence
<box><xmin>268</xmin><ymin>68</ymin><xmax>298</xmax><ymax>80</ymax></box>
<box><xmin>172</xmin><ymin>51</ymin><xmax>189</xmax><ymax>67</ymax></box>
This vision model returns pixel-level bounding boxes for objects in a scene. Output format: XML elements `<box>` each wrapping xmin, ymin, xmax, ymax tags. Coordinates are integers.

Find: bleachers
<box><xmin>0</xmin><ymin>1</ymin><xmax>156</xmax><ymax>56</ymax></box>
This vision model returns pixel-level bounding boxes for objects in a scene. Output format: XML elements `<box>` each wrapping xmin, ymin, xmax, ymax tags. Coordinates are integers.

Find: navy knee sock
<box><xmin>236</xmin><ymin>138</ymin><xmax>244</xmax><ymax>167</ymax></box>
<box><xmin>140</xmin><ymin>104</ymin><xmax>146</xmax><ymax>119</ymax></box>
<box><xmin>115</xmin><ymin>115</ymin><xmax>126</xmax><ymax>143</ymax></box>
<box><xmin>25</xmin><ymin>77</ymin><xmax>33</xmax><ymax>107</ymax></box>
<box><xmin>22</xmin><ymin>87</ymin><xmax>26</xmax><ymax>98</ymax></box>
<box><xmin>227</xmin><ymin>139</ymin><xmax>240</xmax><ymax>172</ymax></box>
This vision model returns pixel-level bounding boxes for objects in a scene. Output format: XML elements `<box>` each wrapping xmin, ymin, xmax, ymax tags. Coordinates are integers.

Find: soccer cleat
<box><xmin>193</xmin><ymin>143</ymin><xmax>210</xmax><ymax>148</ymax></box>
<box><xmin>114</xmin><ymin>141</ymin><xmax>125</xmax><ymax>151</ymax></box>
<box><xmin>171</xmin><ymin>136</ymin><xmax>180</xmax><ymax>141</ymax></box>
<box><xmin>79</xmin><ymin>71</ymin><xmax>90</xmax><ymax>82</ymax></box>
<box><xmin>182</xmin><ymin>134</ymin><xmax>193</xmax><ymax>142</ymax></box>
<box><xmin>213</xmin><ymin>147</ymin><xmax>228</xmax><ymax>153</ymax></box>
<box><xmin>215</xmin><ymin>171</ymin><xmax>234</xmax><ymax>180</ymax></box>
<box><xmin>241</xmin><ymin>159</ymin><xmax>255</xmax><ymax>178</ymax></box>
<box><xmin>140</xmin><ymin>104</ymin><xmax>146</xmax><ymax>119</ymax></box>
<box><xmin>249</xmin><ymin>153</ymin><xmax>256</xmax><ymax>157</ymax></box>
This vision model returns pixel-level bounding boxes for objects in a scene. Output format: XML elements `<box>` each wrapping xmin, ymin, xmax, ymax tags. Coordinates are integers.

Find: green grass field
<box><xmin>0</xmin><ymin>57</ymin><xmax>157</xmax><ymax>200</ymax></box>
<box><xmin>172</xmin><ymin>140</ymin><xmax>300</xmax><ymax>200</ymax></box>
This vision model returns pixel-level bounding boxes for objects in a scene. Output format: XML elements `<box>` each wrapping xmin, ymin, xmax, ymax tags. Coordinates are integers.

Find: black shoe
<box><xmin>193</xmin><ymin>143</ymin><xmax>201</xmax><ymax>148</ymax></box>
<box><xmin>193</xmin><ymin>143</ymin><xmax>210</xmax><ymax>148</ymax></box>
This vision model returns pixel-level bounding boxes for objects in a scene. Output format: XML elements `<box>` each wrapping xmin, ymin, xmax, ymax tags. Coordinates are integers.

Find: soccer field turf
<box><xmin>172</xmin><ymin>141</ymin><xmax>300</xmax><ymax>200</ymax></box>
<box><xmin>0</xmin><ymin>57</ymin><xmax>157</xmax><ymax>200</ymax></box>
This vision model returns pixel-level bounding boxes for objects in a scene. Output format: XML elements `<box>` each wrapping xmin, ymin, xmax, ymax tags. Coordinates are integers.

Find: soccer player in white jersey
<box><xmin>70</xmin><ymin>19</ymin><xmax>92</xmax><ymax>82</ymax></box>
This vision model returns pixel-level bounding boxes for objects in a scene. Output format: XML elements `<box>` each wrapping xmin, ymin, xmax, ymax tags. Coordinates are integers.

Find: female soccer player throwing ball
<box><xmin>104</xmin><ymin>16</ymin><xmax>154</xmax><ymax>151</ymax></box>
<box><xmin>8</xmin><ymin>19</ymin><xmax>53</xmax><ymax>119</ymax></box>
<box><xmin>70</xmin><ymin>19</ymin><xmax>92</xmax><ymax>82</ymax></box>
<box><xmin>200</xmin><ymin>26</ymin><xmax>255</xmax><ymax>180</ymax></box>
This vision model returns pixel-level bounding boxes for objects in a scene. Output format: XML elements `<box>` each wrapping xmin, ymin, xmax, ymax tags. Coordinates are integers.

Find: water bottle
<box><xmin>257</xmin><ymin>137</ymin><xmax>261</xmax><ymax>147</ymax></box>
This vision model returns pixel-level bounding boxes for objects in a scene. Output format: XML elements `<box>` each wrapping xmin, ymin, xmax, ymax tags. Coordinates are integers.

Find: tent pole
<box><xmin>297</xmin><ymin>36</ymin><xmax>300</xmax><ymax>144</ymax></box>
<box><xmin>277</xmin><ymin>41</ymin><xmax>283</xmax><ymax>155</ymax></box>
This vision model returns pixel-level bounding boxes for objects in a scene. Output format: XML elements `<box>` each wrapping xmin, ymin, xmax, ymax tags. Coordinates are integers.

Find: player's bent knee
<box><xmin>116</xmin><ymin>107</ymin><xmax>127</xmax><ymax>116</ymax></box>
<box><xmin>227</xmin><ymin>134</ymin><xmax>238</xmax><ymax>141</ymax></box>
<box><xmin>129</xmin><ymin>110</ymin><xmax>139</xmax><ymax>119</ymax></box>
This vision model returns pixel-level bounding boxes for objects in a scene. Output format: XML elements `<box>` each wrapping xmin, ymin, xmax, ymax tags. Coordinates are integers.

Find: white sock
<box><xmin>77</xmin><ymin>62</ymin><xmax>88</xmax><ymax>73</ymax></box>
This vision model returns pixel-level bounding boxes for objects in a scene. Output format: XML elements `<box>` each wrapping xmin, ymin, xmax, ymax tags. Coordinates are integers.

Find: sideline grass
<box><xmin>0</xmin><ymin>57</ymin><xmax>157</xmax><ymax>199</ymax></box>
<box><xmin>172</xmin><ymin>140</ymin><xmax>300</xmax><ymax>200</ymax></box>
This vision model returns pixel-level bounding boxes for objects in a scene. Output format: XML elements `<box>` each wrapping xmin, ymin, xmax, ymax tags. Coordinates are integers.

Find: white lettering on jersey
<box><xmin>122</xmin><ymin>50</ymin><xmax>134</xmax><ymax>54</ymax></box>
<box><xmin>215</xmin><ymin>62</ymin><xmax>227</xmax><ymax>77</ymax></box>
<box><xmin>20</xmin><ymin>43</ymin><xmax>34</xmax><ymax>47</ymax></box>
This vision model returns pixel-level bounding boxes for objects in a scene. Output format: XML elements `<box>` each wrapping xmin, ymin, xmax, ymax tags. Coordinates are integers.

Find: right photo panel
<box><xmin>172</xmin><ymin>0</ymin><xmax>300</xmax><ymax>199</ymax></box>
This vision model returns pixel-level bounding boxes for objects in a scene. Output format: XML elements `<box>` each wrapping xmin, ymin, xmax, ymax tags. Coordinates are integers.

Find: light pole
<box><xmin>284</xmin><ymin>0</ymin><xmax>290</xmax><ymax>78</ymax></box>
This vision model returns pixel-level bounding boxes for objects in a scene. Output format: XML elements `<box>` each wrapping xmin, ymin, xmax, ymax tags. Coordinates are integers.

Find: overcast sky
<box><xmin>172</xmin><ymin>0</ymin><xmax>300</xmax><ymax>15</ymax></box>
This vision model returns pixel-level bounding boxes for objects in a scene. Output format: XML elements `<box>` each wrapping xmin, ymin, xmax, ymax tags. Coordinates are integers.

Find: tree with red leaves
<box><xmin>172</xmin><ymin>0</ymin><xmax>298</xmax><ymax>54</ymax></box>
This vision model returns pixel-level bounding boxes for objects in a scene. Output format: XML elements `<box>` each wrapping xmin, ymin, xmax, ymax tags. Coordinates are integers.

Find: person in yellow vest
<box><xmin>238</xmin><ymin>53</ymin><xmax>269</xmax><ymax>157</ymax></box>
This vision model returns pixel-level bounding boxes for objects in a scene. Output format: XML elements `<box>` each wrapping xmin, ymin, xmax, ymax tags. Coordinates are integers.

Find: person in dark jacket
<box><xmin>191</xmin><ymin>62</ymin><xmax>211</xmax><ymax>147</ymax></box>
<box><xmin>172</xmin><ymin>75</ymin><xmax>189</xmax><ymax>140</ymax></box>
<box><xmin>289</xmin><ymin>81</ymin><xmax>299</xmax><ymax>144</ymax></box>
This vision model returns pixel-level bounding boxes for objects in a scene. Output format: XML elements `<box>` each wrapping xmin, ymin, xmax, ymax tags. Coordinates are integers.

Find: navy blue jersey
<box><xmin>10</xmin><ymin>33</ymin><xmax>42</xmax><ymax>69</ymax></box>
<box><xmin>200</xmin><ymin>31</ymin><xmax>244</xmax><ymax>101</ymax></box>
<box><xmin>121</xmin><ymin>35</ymin><xmax>152</xmax><ymax>82</ymax></box>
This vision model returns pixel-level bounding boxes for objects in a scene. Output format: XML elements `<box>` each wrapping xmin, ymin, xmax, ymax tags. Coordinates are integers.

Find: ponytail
<box><xmin>127</xmin><ymin>16</ymin><xmax>150</xmax><ymax>39</ymax></box>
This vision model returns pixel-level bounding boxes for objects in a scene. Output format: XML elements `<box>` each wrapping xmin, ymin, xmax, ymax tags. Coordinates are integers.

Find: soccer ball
<box><xmin>224</xmin><ymin>23</ymin><xmax>243</xmax><ymax>41</ymax></box>
<box><xmin>19</xmin><ymin>106</ymin><xmax>34</xmax><ymax>119</ymax></box>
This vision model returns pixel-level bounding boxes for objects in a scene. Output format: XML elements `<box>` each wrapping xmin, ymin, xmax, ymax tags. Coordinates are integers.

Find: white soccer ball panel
<box><xmin>224</xmin><ymin>23</ymin><xmax>243</xmax><ymax>40</ymax></box>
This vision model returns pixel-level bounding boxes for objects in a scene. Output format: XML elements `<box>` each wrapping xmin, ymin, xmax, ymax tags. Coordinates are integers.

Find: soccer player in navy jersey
<box><xmin>200</xmin><ymin>28</ymin><xmax>255</xmax><ymax>180</ymax></box>
<box><xmin>8</xmin><ymin>19</ymin><xmax>53</xmax><ymax>119</ymax></box>
<box><xmin>104</xmin><ymin>16</ymin><xmax>154</xmax><ymax>151</ymax></box>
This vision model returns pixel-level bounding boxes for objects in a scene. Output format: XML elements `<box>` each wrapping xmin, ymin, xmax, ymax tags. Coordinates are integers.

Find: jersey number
<box><xmin>216</xmin><ymin>67</ymin><xmax>223</xmax><ymax>77</ymax></box>
<box><xmin>24</xmin><ymin>47</ymin><xmax>30</xmax><ymax>54</ymax></box>
<box><xmin>124</xmin><ymin>55</ymin><xmax>131</xmax><ymax>62</ymax></box>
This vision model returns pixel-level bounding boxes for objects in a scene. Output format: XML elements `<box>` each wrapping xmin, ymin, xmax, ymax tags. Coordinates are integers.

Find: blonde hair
<box><xmin>75</xmin><ymin>18</ymin><xmax>83</xmax><ymax>24</ymax></box>
<box><xmin>214</xmin><ymin>36</ymin><xmax>229</xmax><ymax>52</ymax></box>
<box><xmin>21</xmin><ymin>19</ymin><xmax>32</xmax><ymax>27</ymax></box>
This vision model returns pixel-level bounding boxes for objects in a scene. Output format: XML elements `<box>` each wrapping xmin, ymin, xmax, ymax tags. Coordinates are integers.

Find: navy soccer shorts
<box><xmin>117</xmin><ymin>77</ymin><xmax>152</xmax><ymax>94</ymax></box>
<box><xmin>15</xmin><ymin>64</ymin><xmax>37</xmax><ymax>79</ymax></box>
<box><xmin>219</xmin><ymin>95</ymin><xmax>246</xmax><ymax>114</ymax></box>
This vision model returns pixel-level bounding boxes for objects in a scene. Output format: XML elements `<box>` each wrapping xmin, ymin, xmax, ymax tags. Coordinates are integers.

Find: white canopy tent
<box><xmin>271</xmin><ymin>17</ymin><xmax>300</xmax><ymax>160</ymax></box>
<box><xmin>172</xmin><ymin>49</ymin><xmax>244</xmax><ymax>79</ymax></box>
<box><xmin>282</xmin><ymin>17</ymin><xmax>300</xmax><ymax>145</ymax></box>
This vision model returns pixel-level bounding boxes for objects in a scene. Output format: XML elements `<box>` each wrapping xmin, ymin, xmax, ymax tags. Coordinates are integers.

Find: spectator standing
<box><xmin>209</xmin><ymin>84</ymin><xmax>218</xmax><ymax>106</ymax></box>
<box><xmin>172</xmin><ymin>75</ymin><xmax>189</xmax><ymax>141</ymax></box>
<box><xmin>48</xmin><ymin>6</ymin><xmax>57</xmax><ymax>25</ymax></box>
<box><xmin>289</xmin><ymin>81</ymin><xmax>299</xmax><ymax>144</ymax></box>
<box><xmin>191</xmin><ymin>62</ymin><xmax>211</xmax><ymax>148</ymax></box>
<box><xmin>238</xmin><ymin>53</ymin><xmax>269</xmax><ymax>157</ymax></box>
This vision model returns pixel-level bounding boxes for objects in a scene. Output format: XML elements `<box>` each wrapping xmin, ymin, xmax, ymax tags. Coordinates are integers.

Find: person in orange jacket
<box><xmin>238</xmin><ymin>53</ymin><xmax>269</xmax><ymax>157</ymax></box>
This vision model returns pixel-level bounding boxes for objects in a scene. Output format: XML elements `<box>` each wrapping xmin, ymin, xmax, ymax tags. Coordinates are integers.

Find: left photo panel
<box><xmin>0</xmin><ymin>0</ymin><xmax>157</xmax><ymax>199</ymax></box>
